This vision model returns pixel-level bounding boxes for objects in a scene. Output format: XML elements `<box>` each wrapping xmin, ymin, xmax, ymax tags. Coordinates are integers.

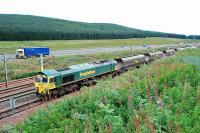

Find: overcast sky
<box><xmin>0</xmin><ymin>0</ymin><xmax>199</xmax><ymax>35</ymax></box>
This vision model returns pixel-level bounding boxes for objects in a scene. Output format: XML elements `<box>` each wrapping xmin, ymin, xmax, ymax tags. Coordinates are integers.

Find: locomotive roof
<box><xmin>39</xmin><ymin>69</ymin><xmax>60</xmax><ymax>77</ymax></box>
<box><xmin>39</xmin><ymin>60</ymin><xmax>117</xmax><ymax>77</ymax></box>
<box><xmin>60</xmin><ymin>60</ymin><xmax>116</xmax><ymax>75</ymax></box>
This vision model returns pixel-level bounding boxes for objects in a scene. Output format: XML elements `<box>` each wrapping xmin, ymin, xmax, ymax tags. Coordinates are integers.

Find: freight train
<box><xmin>34</xmin><ymin>48</ymin><xmax>186</xmax><ymax>98</ymax></box>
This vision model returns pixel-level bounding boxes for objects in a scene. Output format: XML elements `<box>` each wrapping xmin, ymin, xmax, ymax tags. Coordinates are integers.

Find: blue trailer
<box><xmin>16</xmin><ymin>47</ymin><xmax>50</xmax><ymax>59</ymax></box>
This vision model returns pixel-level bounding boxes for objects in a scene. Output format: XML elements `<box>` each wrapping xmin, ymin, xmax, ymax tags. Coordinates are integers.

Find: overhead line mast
<box><xmin>0</xmin><ymin>54</ymin><xmax>12</xmax><ymax>88</ymax></box>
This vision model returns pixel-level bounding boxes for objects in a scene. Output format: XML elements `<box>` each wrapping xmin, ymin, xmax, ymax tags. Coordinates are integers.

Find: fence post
<box><xmin>10</xmin><ymin>98</ymin><xmax>16</xmax><ymax>115</ymax></box>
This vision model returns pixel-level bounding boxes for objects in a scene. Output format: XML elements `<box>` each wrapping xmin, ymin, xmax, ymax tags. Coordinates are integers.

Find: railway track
<box><xmin>0</xmin><ymin>77</ymin><xmax>42</xmax><ymax>120</ymax></box>
<box><xmin>0</xmin><ymin>77</ymin><xmax>33</xmax><ymax>89</ymax></box>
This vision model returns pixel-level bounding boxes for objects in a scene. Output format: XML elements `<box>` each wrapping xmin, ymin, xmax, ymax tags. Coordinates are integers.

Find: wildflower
<box><xmin>99</xmin><ymin>102</ymin><xmax>105</xmax><ymax>108</ymax></box>
<box><xmin>156</xmin><ymin>98</ymin><xmax>164</xmax><ymax>109</ymax></box>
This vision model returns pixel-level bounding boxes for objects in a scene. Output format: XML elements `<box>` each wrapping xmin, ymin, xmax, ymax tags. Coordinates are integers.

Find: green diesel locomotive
<box><xmin>35</xmin><ymin>60</ymin><xmax>117</xmax><ymax>96</ymax></box>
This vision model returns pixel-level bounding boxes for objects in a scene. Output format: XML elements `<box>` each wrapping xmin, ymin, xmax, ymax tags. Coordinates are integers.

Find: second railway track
<box><xmin>0</xmin><ymin>77</ymin><xmax>33</xmax><ymax>89</ymax></box>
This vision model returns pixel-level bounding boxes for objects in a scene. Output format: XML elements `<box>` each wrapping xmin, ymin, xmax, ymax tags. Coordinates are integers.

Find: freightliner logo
<box><xmin>80</xmin><ymin>70</ymin><xmax>96</xmax><ymax>77</ymax></box>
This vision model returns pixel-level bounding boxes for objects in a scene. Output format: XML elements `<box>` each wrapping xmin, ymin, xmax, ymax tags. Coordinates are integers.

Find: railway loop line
<box><xmin>0</xmin><ymin>86</ymin><xmax>35</xmax><ymax>101</ymax></box>
<box><xmin>0</xmin><ymin>83</ymin><xmax>34</xmax><ymax>95</ymax></box>
<box><xmin>0</xmin><ymin>77</ymin><xmax>33</xmax><ymax>89</ymax></box>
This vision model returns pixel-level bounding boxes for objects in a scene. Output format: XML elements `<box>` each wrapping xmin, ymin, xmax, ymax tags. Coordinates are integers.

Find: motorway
<box><xmin>0</xmin><ymin>44</ymin><xmax>182</xmax><ymax>60</ymax></box>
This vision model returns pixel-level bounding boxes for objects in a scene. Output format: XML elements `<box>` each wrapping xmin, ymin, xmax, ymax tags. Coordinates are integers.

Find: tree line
<box><xmin>0</xmin><ymin>14</ymin><xmax>196</xmax><ymax>41</ymax></box>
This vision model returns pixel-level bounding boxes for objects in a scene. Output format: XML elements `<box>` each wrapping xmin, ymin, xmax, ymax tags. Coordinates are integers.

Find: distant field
<box><xmin>0</xmin><ymin>37</ymin><xmax>199</xmax><ymax>54</ymax></box>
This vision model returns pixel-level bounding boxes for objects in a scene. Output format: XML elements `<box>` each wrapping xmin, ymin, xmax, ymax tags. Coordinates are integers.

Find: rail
<box><xmin>0</xmin><ymin>77</ymin><xmax>40</xmax><ymax>120</ymax></box>
<box><xmin>0</xmin><ymin>77</ymin><xmax>33</xmax><ymax>89</ymax></box>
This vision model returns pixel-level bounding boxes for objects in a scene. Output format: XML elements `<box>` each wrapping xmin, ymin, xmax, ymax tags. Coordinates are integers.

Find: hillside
<box><xmin>0</xmin><ymin>14</ymin><xmax>188</xmax><ymax>41</ymax></box>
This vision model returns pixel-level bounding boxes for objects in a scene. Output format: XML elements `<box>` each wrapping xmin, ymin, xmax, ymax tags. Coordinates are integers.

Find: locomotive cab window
<box><xmin>42</xmin><ymin>77</ymin><xmax>48</xmax><ymax>83</ymax></box>
<box><xmin>35</xmin><ymin>75</ymin><xmax>48</xmax><ymax>83</ymax></box>
<box><xmin>49</xmin><ymin>78</ymin><xmax>55</xmax><ymax>83</ymax></box>
<box><xmin>35</xmin><ymin>76</ymin><xmax>41</xmax><ymax>82</ymax></box>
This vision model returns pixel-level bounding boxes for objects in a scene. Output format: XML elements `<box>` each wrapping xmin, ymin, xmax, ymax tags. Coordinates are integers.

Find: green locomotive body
<box><xmin>35</xmin><ymin>60</ymin><xmax>117</xmax><ymax>94</ymax></box>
